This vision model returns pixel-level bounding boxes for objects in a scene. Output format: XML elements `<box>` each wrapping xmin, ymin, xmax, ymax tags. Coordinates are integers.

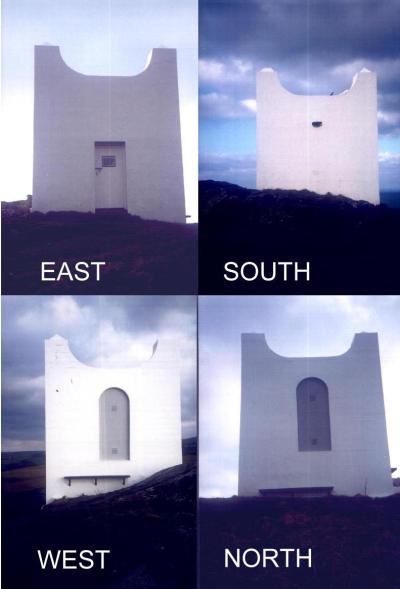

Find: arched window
<box><xmin>296</xmin><ymin>377</ymin><xmax>331</xmax><ymax>451</ymax></box>
<box><xmin>99</xmin><ymin>388</ymin><xmax>130</xmax><ymax>460</ymax></box>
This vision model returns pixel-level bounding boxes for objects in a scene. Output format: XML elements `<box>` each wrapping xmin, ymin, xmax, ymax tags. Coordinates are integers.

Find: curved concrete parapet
<box><xmin>241</xmin><ymin>331</ymin><xmax>380</xmax><ymax>360</ymax></box>
<box><xmin>257</xmin><ymin>67</ymin><xmax>374</xmax><ymax>98</ymax></box>
<box><xmin>45</xmin><ymin>334</ymin><xmax>180</xmax><ymax>368</ymax></box>
<box><xmin>33</xmin><ymin>45</ymin><xmax>185</xmax><ymax>222</ymax></box>
<box><xmin>256</xmin><ymin>68</ymin><xmax>379</xmax><ymax>203</ymax></box>
<box><xmin>239</xmin><ymin>331</ymin><xmax>393</xmax><ymax>497</ymax></box>
<box><xmin>36</xmin><ymin>45</ymin><xmax>177</xmax><ymax>79</ymax></box>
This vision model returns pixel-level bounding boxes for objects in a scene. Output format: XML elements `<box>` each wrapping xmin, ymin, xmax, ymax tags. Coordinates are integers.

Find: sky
<box><xmin>199</xmin><ymin>0</ymin><xmax>400</xmax><ymax>191</ymax></box>
<box><xmin>199</xmin><ymin>295</ymin><xmax>400</xmax><ymax>497</ymax></box>
<box><xmin>2</xmin><ymin>295</ymin><xmax>197</xmax><ymax>452</ymax></box>
<box><xmin>1</xmin><ymin>0</ymin><xmax>198</xmax><ymax>220</ymax></box>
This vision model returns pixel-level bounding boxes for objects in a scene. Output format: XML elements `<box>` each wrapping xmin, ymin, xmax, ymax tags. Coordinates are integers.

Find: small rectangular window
<box><xmin>111</xmin><ymin>448</ymin><xmax>118</xmax><ymax>455</ymax></box>
<box><xmin>111</xmin><ymin>405</ymin><xmax>117</xmax><ymax>412</ymax></box>
<box><xmin>102</xmin><ymin>155</ymin><xmax>116</xmax><ymax>167</ymax></box>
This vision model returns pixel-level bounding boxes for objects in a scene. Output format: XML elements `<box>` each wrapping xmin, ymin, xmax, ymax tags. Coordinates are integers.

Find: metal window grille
<box><xmin>102</xmin><ymin>155</ymin><xmax>116</xmax><ymax>167</ymax></box>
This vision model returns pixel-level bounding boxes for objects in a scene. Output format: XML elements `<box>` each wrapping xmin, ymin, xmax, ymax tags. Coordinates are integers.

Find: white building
<box><xmin>256</xmin><ymin>68</ymin><xmax>379</xmax><ymax>204</ymax></box>
<box><xmin>45</xmin><ymin>335</ymin><xmax>182</xmax><ymax>503</ymax></box>
<box><xmin>33</xmin><ymin>45</ymin><xmax>186</xmax><ymax>223</ymax></box>
<box><xmin>239</xmin><ymin>332</ymin><xmax>394</xmax><ymax>497</ymax></box>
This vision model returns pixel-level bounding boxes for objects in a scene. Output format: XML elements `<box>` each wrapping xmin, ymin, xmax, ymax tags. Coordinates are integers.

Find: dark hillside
<box><xmin>199</xmin><ymin>180</ymin><xmax>400</xmax><ymax>293</ymax></box>
<box><xmin>200</xmin><ymin>493</ymin><xmax>400</xmax><ymax>589</ymax></box>
<box><xmin>2</xmin><ymin>202</ymin><xmax>197</xmax><ymax>294</ymax></box>
<box><xmin>2</xmin><ymin>440</ymin><xmax>197</xmax><ymax>589</ymax></box>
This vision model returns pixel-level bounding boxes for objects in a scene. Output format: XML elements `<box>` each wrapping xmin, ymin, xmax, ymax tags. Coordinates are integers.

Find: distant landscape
<box><xmin>199</xmin><ymin>181</ymin><xmax>400</xmax><ymax>293</ymax></box>
<box><xmin>2</xmin><ymin>438</ymin><xmax>196</xmax><ymax>589</ymax></box>
<box><xmin>381</xmin><ymin>191</ymin><xmax>400</xmax><ymax>208</ymax></box>
<box><xmin>2</xmin><ymin>199</ymin><xmax>197</xmax><ymax>294</ymax></box>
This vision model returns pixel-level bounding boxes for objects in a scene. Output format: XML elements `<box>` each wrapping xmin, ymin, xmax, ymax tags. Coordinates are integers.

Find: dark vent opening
<box><xmin>312</xmin><ymin>121</ymin><xmax>323</xmax><ymax>128</ymax></box>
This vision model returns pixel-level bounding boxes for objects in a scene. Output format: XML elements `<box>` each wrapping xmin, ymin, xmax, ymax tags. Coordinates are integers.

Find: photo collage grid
<box><xmin>1</xmin><ymin>1</ymin><xmax>399</xmax><ymax>589</ymax></box>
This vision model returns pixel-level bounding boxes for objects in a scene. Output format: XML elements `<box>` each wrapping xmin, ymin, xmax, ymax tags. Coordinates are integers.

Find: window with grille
<box><xmin>102</xmin><ymin>155</ymin><xmax>116</xmax><ymax>167</ymax></box>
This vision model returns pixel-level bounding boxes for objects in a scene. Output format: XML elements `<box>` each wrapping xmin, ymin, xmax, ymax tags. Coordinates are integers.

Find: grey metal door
<box><xmin>94</xmin><ymin>142</ymin><xmax>127</xmax><ymax>210</ymax></box>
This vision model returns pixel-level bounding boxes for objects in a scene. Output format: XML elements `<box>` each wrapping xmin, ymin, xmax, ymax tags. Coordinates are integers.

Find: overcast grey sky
<box><xmin>199</xmin><ymin>295</ymin><xmax>400</xmax><ymax>497</ymax></box>
<box><xmin>1</xmin><ymin>0</ymin><xmax>198</xmax><ymax>220</ymax></box>
<box><xmin>199</xmin><ymin>0</ymin><xmax>400</xmax><ymax>191</ymax></box>
<box><xmin>2</xmin><ymin>295</ymin><xmax>197</xmax><ymax>452</ymax></box>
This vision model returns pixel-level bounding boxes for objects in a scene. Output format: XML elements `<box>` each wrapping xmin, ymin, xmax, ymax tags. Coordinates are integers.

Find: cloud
<box><xmin>199</xmin><ymin>451</ymin><xmax>238</xmax><ymax>498</ymax></box>
<box><xmin>2</xmin><ymin>296</ymin><xmax>197</xmax><ymax>449</ymax></box>
<box><xmin>200</xmin><ymin>153</ymin><xmax>256</xmax><ymax>186</ymax></box>
<box><xmin>378</xmin><ymin>112</ymin><xmax>400</xmax><ymax>136</ymax></box>
<box><xmin>199</xmin><ymin>58</ymin><xmax>254</xmax><ymax>85</ymax></box>
<box><xmin>198</xmin><ymin>57</ymin><xmax>257</xmax><ymax>120</ymax></box>
<box><xmin>199</xmin><ymin>346</ymin><xmax>241</xmax><ymax>497</ymax></box>
<box><xmin>3</xmin><ymin>375</ymin><xmax>44</xmax><ymax>405</ymax></box>
<box><xmin>241</xmin><ymin>98</ymin><xmax>257</xmax><ymax>113</ymax></box>
<box><xmin>286</xmin><ymin>295</ymin><xmax>373</xmax><ymax>327</ymax></box>
<box><xmin>379</xmin><ymin>151</ymin><xmax>400</xmax><ymax>190</ymax></box>
<box><xmin>200</xmin><ymin>0</ymin><xmax>400</xmax><ymax>151</ymax></box>
<box><xmin>200</xmin><ymin>92</ymin><xmax>255</xmax><ymax>119</ymax></box>
<box><xmin>332</xmin><ymin>58</ymin><xmax>400</xmax><ymax>87</ymax></box>
<box><xmin>17</xmin><ymin>295</ymin><xmax>94</xmax><ymax>331</ymax></box>
<box><xmin>379</xmin><ymin>151</ymin><xmax>400</xmax><ymax>164</ymax></box>
<box><xmin>200</xmin><ymin>0</ymin><xmax>400</xmax><ymax>64</ymax></box>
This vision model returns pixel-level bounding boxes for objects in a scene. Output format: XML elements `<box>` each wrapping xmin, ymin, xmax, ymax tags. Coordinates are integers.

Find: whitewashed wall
<box><xmin>257</xmin><ymin>69</ymin><xmax>379</xmax><ymax>204</ymax></box>
<box><xmin>33</xmin><ymin>46</ymin><xmax>186</xmax><ymax>223</ymax></box>
<box><xmin>239</xmin><ymin>332</ymin><xmax>393</xmax><ymax>497</ymax></box>
<box><xmin>45</xmin><ymin>335</ymin><xmax>182</xmax><ymax>503</ymax></box>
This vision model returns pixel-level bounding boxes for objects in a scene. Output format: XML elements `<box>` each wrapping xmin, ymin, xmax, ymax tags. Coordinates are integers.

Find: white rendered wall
<box><xmin>33</xmin><ymin>46</ymin><xmax>186</xmax><ymax>223</ymax></box>
<box><xmin>239</xmin><ymin>332</ymin><xmax>393</xmax><ymax>497</ymax></box>
<box><xmin>257</xmin><ymin>69</ymin><xmax>379</xmax><ymax>204</ymax></box>
<box><xmin>45</xmin><ymin>335</ymin><xmax>182</xmax><ymax>503</ymax></box>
